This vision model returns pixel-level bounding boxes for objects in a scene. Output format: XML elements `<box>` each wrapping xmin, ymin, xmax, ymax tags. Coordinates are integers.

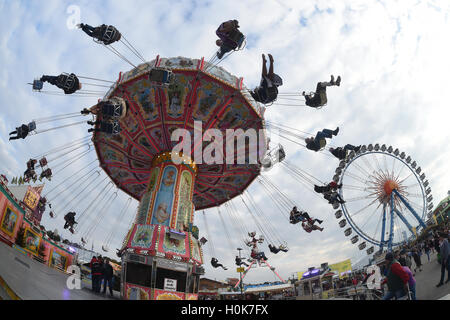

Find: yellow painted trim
<box><xmin>0</xmin><ymin>276</ymin><xmax>21</xmax><ymax>300</ymax></box>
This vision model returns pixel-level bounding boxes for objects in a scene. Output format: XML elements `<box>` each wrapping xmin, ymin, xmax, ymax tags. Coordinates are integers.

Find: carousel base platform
<box><xmin>0</xmin><ymin>242</ymin><xmax>117</xmax><ymax>300</ymax></box>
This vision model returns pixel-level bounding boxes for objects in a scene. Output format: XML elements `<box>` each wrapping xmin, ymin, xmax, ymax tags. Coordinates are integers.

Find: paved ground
<box><xmin>0</xmin><ymin>243</ymin><xmax>118</xmax><ymax>300</ymax></box>
<box><xmin>411</xmin><ymin>251</ymin><xmax>449</xmax><ymax>300</ymax></box>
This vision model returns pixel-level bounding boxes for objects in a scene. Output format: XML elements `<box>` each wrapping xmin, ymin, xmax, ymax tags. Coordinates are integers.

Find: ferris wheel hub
<box><xmin>383</xmin><ymin>180</ymin><xmax>399</xmax><ymax>196</ymax></box>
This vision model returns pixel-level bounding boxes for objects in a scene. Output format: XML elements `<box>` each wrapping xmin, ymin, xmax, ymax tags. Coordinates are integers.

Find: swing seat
<box><xmin>319</xmin><ymin>138</ymin><xmax>327</xmax><ymax>149</ymax></box>
<box><xmin>227</xmin><ymin>29</ymin><xmax>245</xmax><ymax>49</ymax></box>
<box><xmin>28</xmin><ymin>121</ymin><xmax>36</xmax><ymax>132</ymax></box>
<box><xmin>100</xmin><ymin>26</ymin><xmax>121</xmax><ymax>45</ymax></box>
<box><xmin>149</xmin><ymin>68</ymin><xmax>172</xmax><ymax>84</ymax></box>
<box><xmin>32</xmin><ymin>79</ymin><xmax>43</xmax><ymax>91</ymax></box>
<box><xmin>39</xmin><ymin>157</ymin><xmax>48</xmax><ymax>167</ymax></box>
<box><xmin>58</xmin><ymin>73</ymin><xmax>77</xmax><ymax>91</ymax></box>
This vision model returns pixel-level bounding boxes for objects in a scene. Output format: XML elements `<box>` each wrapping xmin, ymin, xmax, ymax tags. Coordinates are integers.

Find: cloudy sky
<box><xmin>1</xmin><ymin>0</ymin><xmax>450</xmax><ymax>284</ymax></box>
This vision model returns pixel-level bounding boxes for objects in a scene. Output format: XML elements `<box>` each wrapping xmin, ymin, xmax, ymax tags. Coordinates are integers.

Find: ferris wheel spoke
<box><xmin>403</xmin><ymin>183</ymin><xmax>419</xmax><ymax>189</ymax></box>
<box><xmin>345</xmin><ymin>171</ymin><xmax>368</xmax><ymax>184</ymax></box>
<box><xmin>360</xmin><ymin>155</ymin><xmax>377</xmax><ymax>174</ymax></box>
<box><xmin>347</xmin><ymin>197</ymin><xmax>380</xmax><ymax>219</ymax></box>
<box><xmin>345</xmin><ymin>194</ymin><xmax>378</xmax><ymax>202</ymax></box>
<box><xmin>398</xmin><ymin>171</ymin><xmax>414</xmax><ymax>185</ymax></box>
<box><xmin>402</xmin><ymin>192</ymin><xmax>424</xmax><ymax>198</ymax></box>
<box><xmin>351</xmin><ymin>161</ymin><xmax>372</xmax><ymax>178</ymax></box>
<box><xmin>382</xmin><ymin>153</ymin><xmax>390</xmax><ymax>175</ymax></box>
<box><xmin>371</xmin><ymin>209</ymin><xmax>384</xmax><ymax>243</ymax></box>
<box><xmin>357</xmin><ymin>201</ymin><xmax>383</xmax><ymax>234</ymax></box>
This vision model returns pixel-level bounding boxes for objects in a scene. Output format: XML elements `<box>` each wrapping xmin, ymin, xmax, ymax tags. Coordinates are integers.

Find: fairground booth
<box><xmin>0</xmin><ymin>177</ymin><xmax>75</xmax><ymax>272</ymax></box>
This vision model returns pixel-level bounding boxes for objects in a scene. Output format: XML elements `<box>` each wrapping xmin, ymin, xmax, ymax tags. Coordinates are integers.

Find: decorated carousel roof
<box><xmin>93</xmin><ymin>56</ymin><xmax>267</xmax><ymax>210</ymax></box>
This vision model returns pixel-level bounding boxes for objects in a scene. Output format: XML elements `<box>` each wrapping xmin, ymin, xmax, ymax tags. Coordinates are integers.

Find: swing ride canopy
<box><xmin>93</xmin><ymin>56</ymin><xmax>268</xmax><ymax>210</ymax></box>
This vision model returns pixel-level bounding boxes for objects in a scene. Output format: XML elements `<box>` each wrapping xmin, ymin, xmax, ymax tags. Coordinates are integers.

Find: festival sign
<box><xmin>329</xmin><ymin>259</ymin><xmax>352</xmax><ymax>278</ymax></box>
<box><xmin>23</xmin><ymin>187</ymin><xmax>40</xmax><ymax>211</ymax></box>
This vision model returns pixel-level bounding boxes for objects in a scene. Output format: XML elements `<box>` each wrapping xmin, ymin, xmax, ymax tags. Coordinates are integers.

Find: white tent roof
<box><xmin>245</xmin><ymin>283</ymin><xmax>293</xmax><ymax>293</ymax></box>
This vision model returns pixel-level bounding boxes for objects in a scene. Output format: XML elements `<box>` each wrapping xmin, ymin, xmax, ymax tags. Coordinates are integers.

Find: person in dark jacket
<box><xmin>211</xmin><ymin>257</ymin><xmax>227</xmax><ymax>270</ymax></box>
<box><xmin>305</xmin><ymin>127</ymin><xmax>339</xmax><ymax>152</ymax></box>
<box><xmin>329</xmin><ymin>145</ymin><xmax>361</xmax><ymax>160</ymax></box>
<box><xmin>9</xmin><ymin>121</ymin><xmax>36</xmax><ymax>140</ymax></box>
<box><xmin>90</xmin><ymin>256</ymin><xmax>102</xmax><ymax>293</ymax></box>
<box><xmin>79</xmin><ymin>23</ymin><xmax>121</xmax><ymax>45</ymax></box>
<box><xmin>235</xmin><ymin>256</ymin><xmax>249</xmax><ymax>267</ymax></box>
<box><xmin>215</xmin><ymin>20</ymin><xmax>244</xmax><ymax>59</ymax></box>
<box><xmin>436</xmin><ymin>232</ymin><xmax>450</xmax><ymax>287</ymax></box>
<box><xmin>314</xmin><ymin>181</ymin><xmax>343</xmax><ymax>194</ymax></box>
<box><xmin>87</xmin><ymin>120</ymin><xmax>121</xmax><ymax>135</ymax></box>
<box><xmin>303</xmin><ymin>75</ymin><xmax>341</xmax><ymax>108</ymax></box>
<box><xmin>250</xmin><ymin>54</ymin><xmax>283</xmax><ymax>104</ymax></box>
<box><xmin>412</xmin><ymin>248</ymin><xmax>423</xmax><ymax>272</ymax></box>
<box><xmin>102</xmin><ymin>258</ymin><xmax>114</xmax><ymax>297</ymax></box>
<box><xmin>381</xmin><ymin>252</ymin><xmax>409</xmax><ymax>300</ymax></box>
<box><xmin>40</xmin><ymin>73</ymin><xmax>81</xmax><ymax>94</ymax></box>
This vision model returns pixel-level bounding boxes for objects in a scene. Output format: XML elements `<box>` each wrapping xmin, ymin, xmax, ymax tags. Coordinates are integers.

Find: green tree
<box><xmin>15</xmin><ymin>226</ymin><xmax>25</xmax><ymax>247</ymax></box>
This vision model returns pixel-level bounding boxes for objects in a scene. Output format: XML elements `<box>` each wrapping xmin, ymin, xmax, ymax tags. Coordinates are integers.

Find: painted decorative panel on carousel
<box><xmin>158</xmin><ymin>226</ymin><xmax>189</xmax><ymax>259</ymax></box>
<box><xmin>129</xmin><ymin>224</ymin><xmax>157</xmax><ymax>249</ymax></box>
<box><xmin>125</xmin><ymin>283</ymin><xmax>152</xmax><ymax>300</ymax></box>
<box><xmin>174</xmin><ymin>170</ymin><xmax>194</xmax><ymax>230</ymax></box>
<box><xmin>150</xmin><ymin>165</ymin><xmax>178</xmax><ymax>226</ymax></box>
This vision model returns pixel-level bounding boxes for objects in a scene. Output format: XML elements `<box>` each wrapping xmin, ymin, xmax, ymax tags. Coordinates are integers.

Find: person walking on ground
<box><xmin>424</xmin><ymin>242</ymin><xmax>431</xmax><ymax>262</ymax></box>
<box><xmin>412</xmin><ymin>248</ymin><xmax>423</xmax><ymax>273</ymax></box>
<box><xmin>436</xmin><ymin>232</ymin><xmax>450</xmax><ymax>287</ymax></box>
<box><xmin>97</xmin><ymin>256</ymin><xmax>105</xmax><ymax>293</ymax></box>
<box><xmin>90</xmin><ymin>256</ymin><xmax>102</xmax><ymax>293</ymax></box>
<box><xmin>381</xmin><ymin>252</ymin><xmax>409</xmax><ymax>300</ymax></box>
<box><xmin>399</xmin><ymin>259</ymin><xmax>417</xmax><ymax>300</ymax></box>
<box><xmin>102</xmin><ymin>258</ymin><xmax>114</xmax><ymax>297</ymax></box>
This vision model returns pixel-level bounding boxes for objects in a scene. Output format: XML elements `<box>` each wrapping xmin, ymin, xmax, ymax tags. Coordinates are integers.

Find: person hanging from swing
<box><xmin>290</xmin><ymin>206</ymin><xmax>305</xmax><ymax>224</ymax></box>
<box><xmin>39</xmin><ymin>168</ymin><xmax>53</xmax><ymax>181</ymax></box>
<box><xmin>302</xmin><ymin>218</ymin><xmax>324</xmax><ymax>233</ymax></box>
<box><xmin>314</xmin><ymin>181</ymin><xmax>343</xmax><ymax>194</ymax></box>
<box><xmin>268</xmin><ymin>244</ymin><xmax>288</xmax><ymax>254</ymax></box>
<box><xmin>302</xmin><ymin>75</ymin><xmax>341</xmax><ymax>108</ymax></box>
<box><xmin>40</xmin><ymin>73</ymin><xmax>82</xmax><ymax>94</ymax></box>
<box><xmin>215</xmin><ymin>19</ymin><xmax>245</xmax><ymax>59</ymax></box>
<box><xmin>82</xmin><ymin>96</ymin><xmax>128</xmax><ymax>121</ymax></box>
<box><xmin>211</xmin><ymin>257</ymin><xmax>228</xmax><ymax>270</ymax></box>
<box><xmin>250</xmin><ymin>54</ymin><xmax>283</xmax><ymax>105</ymax></box>
<box><xmin>9</xmin><ymin>121</ymin><xmax>36</xmax><ymax>141</ymax></box>
<box><xmin>305</xmin><ymin>127</ymin><xmax>339</xmax><ymax>152</ymax></box>
<box><xmin>78</xmin><ymin>23</ymin><xmax>122</xmax><ymax>45</ymax></box>
<box><xmin>64</xmin><ymin>211</ymin><xmax>77</xmax><ymax>233</ymax></box>
<box><xmin>87</xmin><ymin>119</ymin><xmax>122</xmax><ymax>135</ymax></box>
<box><xmin>23</xmin><ymin>159</ymin><xmax>38</xmax><ymax>182</ymax></box>
<box><xmin>323</xmin><ymin>191</ymin><xmax>346</xmax><ymax>204</ymax></box>
<box><xmin>235</xmin><ymin>255</ymin><xmax>249</xmax><ymax>267</ymax></box>
<box><xmin>329</xmin><ymin>144</ymin><xmax>361</xmax><ymax>160</ymax></box>
<box><xmin>290</xmin><ymin>208</ymin><xmax>323</xmax><ymax>226</ymax></box>
<box><xmin>251</xmin><ymin>246</ymin><xmax>268</xmax><ymax>261</ymax></box>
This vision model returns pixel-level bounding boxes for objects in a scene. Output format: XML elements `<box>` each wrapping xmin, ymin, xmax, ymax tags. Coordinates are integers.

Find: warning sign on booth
<box><xmin>164</xmin><ymin>278</ymin><xmax>177</xmax><ymax>291</ymax></box>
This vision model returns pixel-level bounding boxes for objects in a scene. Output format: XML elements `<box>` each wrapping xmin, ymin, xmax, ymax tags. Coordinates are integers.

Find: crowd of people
<box><xmin>89</xmin><ymin>255</ymin><xmax>116</xmax><ymax>297</ymax></box>
<box><xmin>352</xmin><ymin>224</ymin><xmax>450</xmax><ymax>300</ymax></box>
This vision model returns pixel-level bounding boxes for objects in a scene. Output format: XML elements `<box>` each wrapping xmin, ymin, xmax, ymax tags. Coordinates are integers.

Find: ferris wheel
<box><xmin>332</xmin><ymin>143</ymin><xmax>433</xmax><ymax>254</ymax></box>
